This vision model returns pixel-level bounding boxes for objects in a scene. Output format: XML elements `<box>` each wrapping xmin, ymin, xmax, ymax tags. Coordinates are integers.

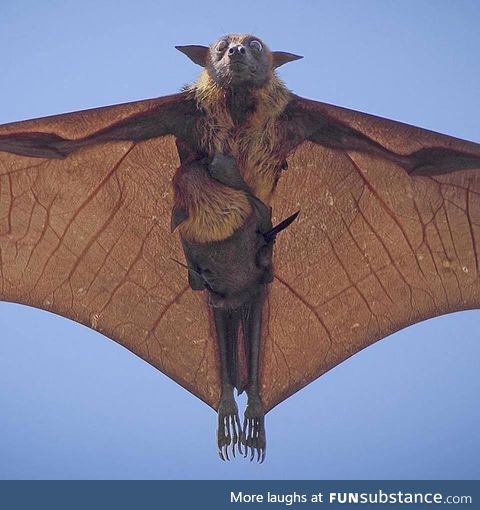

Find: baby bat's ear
<box><xmin>175</xmin><ymin>45</ymin><xmax>209</xmax><ymax>67</ymax></box>
<box><xmin>271</xmin><ymin>51</ymin><xmax>303</xmax><ymax>69</ymax></box>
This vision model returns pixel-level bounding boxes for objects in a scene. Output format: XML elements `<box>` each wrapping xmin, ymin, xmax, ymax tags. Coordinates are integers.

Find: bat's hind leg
<box><xmin>213</xmin><ymin>307</ymin><xmax>243</xmax><ymax>460</ymax></box>
<box><xmin>241</xmin><ymin>291</ymin><xmax>266</xmax><ymax>463</ymax></box>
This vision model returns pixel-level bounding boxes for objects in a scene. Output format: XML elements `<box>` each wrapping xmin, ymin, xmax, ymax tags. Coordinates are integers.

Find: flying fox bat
<box><xmin>0</xmin><ymin>33</ymin><xmax>479</xmax><ymax>463</ymax></box>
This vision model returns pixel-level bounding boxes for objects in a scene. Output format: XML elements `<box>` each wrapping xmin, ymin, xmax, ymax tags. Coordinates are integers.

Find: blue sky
<box><xmin>0</xmin><ymin>0</ymin><xmax>479</xmax><ymax>479</ymax></box>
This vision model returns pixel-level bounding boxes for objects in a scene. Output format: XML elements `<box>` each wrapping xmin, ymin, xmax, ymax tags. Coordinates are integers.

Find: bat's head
<box><xmin>176</xmin><ymin>34</ymin><xmax>302</xmax><ymax>89</ymax></box>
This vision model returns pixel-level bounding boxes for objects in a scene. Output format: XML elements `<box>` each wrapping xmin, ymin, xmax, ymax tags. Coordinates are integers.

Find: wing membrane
<box><xmin>262</xmin><ymin>99</ymin><xmax>480</xmax><ymax>411</ymax></box>
<box><xmin>0</xmin><ymin>100</ymin><xmax>221</xmax><ymax>409</ymax></box>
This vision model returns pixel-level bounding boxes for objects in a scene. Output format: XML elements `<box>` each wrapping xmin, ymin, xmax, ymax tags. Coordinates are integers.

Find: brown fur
<box><xmin>174</xmin><ymin>49</ymin><xmax>291</xmax><ymax>244</ymax></box>
<box><xmin>173</xmin><ymin>164</ymin><xmax>252</xmax><ymax>243</ymax></box>
<box><xmin>192</xmin><ymin>70</ymin><xmax>290</xmax><ymax>204</ymax></box>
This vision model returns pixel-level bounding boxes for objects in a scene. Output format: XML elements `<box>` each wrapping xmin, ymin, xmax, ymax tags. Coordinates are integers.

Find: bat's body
<box><xmin>0</xmin><ymin>34</ymin><xmax>480</xmax><ymax>463</ymax></box>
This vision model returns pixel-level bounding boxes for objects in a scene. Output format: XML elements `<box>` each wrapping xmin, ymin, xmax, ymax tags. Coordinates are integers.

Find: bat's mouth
<box><xmin>228</xmin><ymin>62</ymin><xmax>256</xmax><ymax>82</ymax></box>
<box><xmin>230</xmin><ymin>61</ymin><xmax>248</xmax><ymax>70</ymax></box>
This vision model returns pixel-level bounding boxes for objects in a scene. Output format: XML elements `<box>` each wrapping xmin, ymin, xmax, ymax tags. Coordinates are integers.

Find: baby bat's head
<box><xmin>176</xmin><ymin>34</ymin><xmax>302</xmax><ymax>89</ymax></box>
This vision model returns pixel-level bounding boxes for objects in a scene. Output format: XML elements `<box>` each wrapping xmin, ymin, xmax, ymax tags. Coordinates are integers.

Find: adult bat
<box><xmin>0</xmin><ymin>33</ymin><xmax>479</xmax><ymax>463</ymax></box>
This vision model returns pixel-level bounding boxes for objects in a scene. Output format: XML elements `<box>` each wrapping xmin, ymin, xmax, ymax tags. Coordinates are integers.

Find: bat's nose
<box><xmin>228</xmin><ymin>44</ymin><xmax>246</xmax><ymax>58</ymax></box>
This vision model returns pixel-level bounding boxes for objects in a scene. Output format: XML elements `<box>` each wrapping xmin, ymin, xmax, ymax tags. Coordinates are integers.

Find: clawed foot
<box><xmin>217</xmin><ymin>396</ymin><xmax>242</xmax><ymax>461</ymax></box>
<box><xmin>242</xmin><ymin>395</ymin><xmax>266</xmax><ymax>463</ymax></box>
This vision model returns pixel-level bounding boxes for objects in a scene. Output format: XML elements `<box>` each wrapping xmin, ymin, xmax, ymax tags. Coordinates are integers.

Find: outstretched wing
<box><xmin>262</xmin><ymin>97</ymin><xmax>480</xmax><ymax>412</ymax></box>
<box><xmin>0</xmin><ymin>96</ymin><xmax>221</xmax><ymax>409</ymax></box>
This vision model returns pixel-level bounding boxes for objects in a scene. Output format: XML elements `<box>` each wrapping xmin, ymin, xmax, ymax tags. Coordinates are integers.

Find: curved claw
<box><xmin>230</xmin><ymin>414</ymin><xmax>242</xmax><ymax>458</ymax></box>
<box><xmin>217</xmin><ymin>398</ymin><xmax>241</xmax><ymax>461</ymax></box>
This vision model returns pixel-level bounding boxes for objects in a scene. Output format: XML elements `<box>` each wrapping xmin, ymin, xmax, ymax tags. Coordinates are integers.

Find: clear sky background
<box><xmin>0</xmin><ymin>0</ymin><xmax>479</xmax><ymax>479</ymax></box>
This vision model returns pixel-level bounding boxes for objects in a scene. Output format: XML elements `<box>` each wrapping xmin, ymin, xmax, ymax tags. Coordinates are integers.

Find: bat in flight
<box><xmin>0</xmin><ymin>34</ymin><xmax>479</xmax><ymax>463</ymax></box>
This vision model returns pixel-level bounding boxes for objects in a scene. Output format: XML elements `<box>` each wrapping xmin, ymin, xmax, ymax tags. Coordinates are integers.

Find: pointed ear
<box><xmin>175</xmin><ymin>45</ymin><xmax>209</xmax><ymax>67</ymax></box>
<box><xmin>271</xmin><ymin>51</ymin><xmax>303</xmax><ymax>69</ymax></box>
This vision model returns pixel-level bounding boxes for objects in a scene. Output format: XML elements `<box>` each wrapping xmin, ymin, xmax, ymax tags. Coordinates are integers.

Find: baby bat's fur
<box><xmin>172</xmin><ymin>157</ymin><xmax>253</xmax><ymax>243</ymax></box>
<box><xmin>175</xmin><ymin>155</ymin><xmax>274</xmax><ymax>309</ymax></box>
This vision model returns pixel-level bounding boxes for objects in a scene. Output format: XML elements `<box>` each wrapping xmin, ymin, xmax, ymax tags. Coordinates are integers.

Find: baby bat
<box><xmin>0</xmin><ymin>34</ymin><xmax>479</xmax><ymax>463</ymax></box>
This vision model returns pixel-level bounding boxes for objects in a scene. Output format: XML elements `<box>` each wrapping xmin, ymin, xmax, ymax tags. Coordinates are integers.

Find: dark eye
<box><xmin>216</xmin><ymin>40</ymin><xmax>228</xmax><ymax>52</ymax></box>
<box><xmin>250</xmin><ymin>40</ymin><xmax>262</xmax><ymax>52</ymax></box>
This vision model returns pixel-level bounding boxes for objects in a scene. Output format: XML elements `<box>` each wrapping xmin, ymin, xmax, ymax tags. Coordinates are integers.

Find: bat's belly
<box><xmin>227</xmin><ymin>150</ymin><xmax>281</xmax><ymax>205</ymax></box>
<box><xmin>201</xmin><ymin>123</ymin><xmax>284</xmax><ymax>205</ymax></box>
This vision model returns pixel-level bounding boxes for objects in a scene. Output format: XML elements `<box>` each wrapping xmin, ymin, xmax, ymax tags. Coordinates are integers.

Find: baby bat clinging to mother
<box><xmin>0</xmin><ymin>33</ymin><xmax>480</xmax><ymax>463</ymax></box>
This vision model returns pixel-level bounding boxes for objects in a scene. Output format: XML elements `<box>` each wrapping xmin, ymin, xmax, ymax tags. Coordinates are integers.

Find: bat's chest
<box><xmin>199</xmin><ymin>118</ymin><xmax>284</xmax><ymax>204</ymax></box>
